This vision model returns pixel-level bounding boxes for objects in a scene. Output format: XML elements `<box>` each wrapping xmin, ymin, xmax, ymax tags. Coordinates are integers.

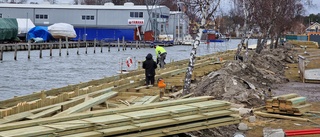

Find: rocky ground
<box><xmin>182</xmin><ymin>43</ymin><xmax>320</xmax><ymax>137</ymax></box>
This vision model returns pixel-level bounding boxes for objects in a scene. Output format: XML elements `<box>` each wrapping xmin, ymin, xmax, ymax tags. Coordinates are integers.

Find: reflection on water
<box><xmin>0</xmin><ymin>39</ymin><xmax>257</xmax><ymax>100</ymax></box>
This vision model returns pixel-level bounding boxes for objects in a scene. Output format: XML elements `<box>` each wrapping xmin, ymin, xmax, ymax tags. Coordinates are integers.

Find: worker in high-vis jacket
<box><xmin>154</xmin><ymin>45</ymin><xmax>167</xmax><ymax>68</ymax></box>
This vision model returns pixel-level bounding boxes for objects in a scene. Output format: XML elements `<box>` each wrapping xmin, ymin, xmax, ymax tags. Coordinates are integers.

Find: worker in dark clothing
<box><xmin>154</xmin><ymin>45</ymin><xmax>167</xmax><ymax>68</ymax></box>
<box><xmin>142</xmin><ymin>53</ymin><xmax>158</xmax><ymax>86</ymax></box>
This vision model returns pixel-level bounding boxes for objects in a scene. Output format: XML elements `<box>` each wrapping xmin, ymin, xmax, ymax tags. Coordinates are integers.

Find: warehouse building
<box><xmin>0</xmin><ymin>2</ymin><xmax>170</xmax><ymax>41</ymax></box>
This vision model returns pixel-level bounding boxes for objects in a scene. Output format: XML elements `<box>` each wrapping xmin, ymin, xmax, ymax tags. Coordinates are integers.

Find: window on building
<box><xmin>82</xmin><ymin>15</ymin><xmax>95</xmax><ymax>20</ymax></box>
<box><xmin>0</xmin><ymin>14</ymin><xmax>2</xmax><ymax>18</ymax></box>
<box><xmin>129</xmin><ymin>12</ymin><xmax>143</xmax><ymax>18</ymax></box>
<box><xmin>35</xmin><ymin>14</ymin><xmax>48</xmax><ymax>19</ymax></box>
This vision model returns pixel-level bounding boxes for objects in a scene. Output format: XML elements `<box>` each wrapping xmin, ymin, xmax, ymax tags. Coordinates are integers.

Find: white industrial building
<box><xmin>0</xmin><ymin>2</ymin><xmax>172</xmax><ymax>41</ymax></box>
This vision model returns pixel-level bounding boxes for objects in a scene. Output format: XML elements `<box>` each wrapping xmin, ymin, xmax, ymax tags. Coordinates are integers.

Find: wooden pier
<box><xmin>0</xmin><ymin>39</ymin><xmax>162</xmax><ymax>61</ymax></box>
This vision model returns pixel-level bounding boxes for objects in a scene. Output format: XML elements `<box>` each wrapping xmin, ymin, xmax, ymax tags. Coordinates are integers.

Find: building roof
<box><xmin>306</xmin><ymin>22</ymin><xmax>320</xmax><ymax>31</ymax></box>
<box><xmin>0</xmin><ymin>3</ymin><xmax>165</xmax><ymax>10</ymax></box>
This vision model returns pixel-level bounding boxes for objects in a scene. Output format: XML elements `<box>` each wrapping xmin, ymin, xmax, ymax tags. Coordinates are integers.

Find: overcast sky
<box><xmin>26</xmin><ymin>0</ymin><xmax>319</xmax><ymax>15</ymax></box>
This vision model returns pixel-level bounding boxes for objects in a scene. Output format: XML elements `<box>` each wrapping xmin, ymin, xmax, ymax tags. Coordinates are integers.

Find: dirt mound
<box><xmin>191</xmin><ymin>47</ymin><xmax>296</xmax><ymax>108</ymax></box>
<box><xmin>186</xmin><ymin>47</ymin><xmax>296</xmax><ymax>137</ymax></box>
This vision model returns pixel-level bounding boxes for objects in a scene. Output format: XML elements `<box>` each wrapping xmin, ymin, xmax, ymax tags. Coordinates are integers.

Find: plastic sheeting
<box><xmin>27</xmin><ymin>26</ymin><xmax>54</xmax><ymax>41</ymax></box>
<box><xmin>0</xmin><ymin>18</ymin><xmax>18</xmax><ymax>41</ymax></box>
<box><xmin>16</xmin><ymin>18</ymin><xmax>35</xmax><ymax>35</ymax></box>
<box><xmin>48</xmin><ymin>23</ymin><xmax>77</xmax><ymax>39</ymax></box>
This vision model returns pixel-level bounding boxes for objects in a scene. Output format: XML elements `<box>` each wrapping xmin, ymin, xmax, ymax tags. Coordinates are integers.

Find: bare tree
<box><xmin>182</xmin><ymin>0</ymin><xmax>221</xmax><ymax>95</ymax></box>
<box><xmin>232</xmin><ymin>0</ymin><xmax>306</xmax><ymax>54</ymax></box>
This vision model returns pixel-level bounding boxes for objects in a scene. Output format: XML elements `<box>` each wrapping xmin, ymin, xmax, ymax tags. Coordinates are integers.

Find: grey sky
<box><xmin>25</xmin><ymin>0</ymin><xmax>319</xmax><ymax>15</ymax></box>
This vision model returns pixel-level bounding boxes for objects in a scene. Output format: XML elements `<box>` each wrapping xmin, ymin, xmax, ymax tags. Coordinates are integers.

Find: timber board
<box><xmin>98</xmin><ymin>110</ymin><xmax>235</xmax><ymax>136</ymax></box>
<box><xmin>0</xmin><ymin>99</ymin><xmax>224</xmax><ymax>134</ymax></box>
<box><xmin>50</xmin><ymin>106</ymin><xmax>230</xmax><ymax>136</ymax></box>
<box><xmin>116</xmin><ymin>117</ymin><xmax>239</xmax><ymax>137</ymax></box>
<box><xmin>26</xmin><ymin>106</ymin><xmax>61</xmax><ymax>120</ymax></box>
<box><xmin>54</xmin><ymin>91</ymin><xmax>118</xmax><ymax>117</ymax></box>
<box><xmin>0</xmin><ymin>97</ymin><xmax>213</xmax><ymax>132</ymax></box>
<box><xmin>0</xmin><ymin>126</ymin><xmax>56</xmax><ymax>137</ymax></box>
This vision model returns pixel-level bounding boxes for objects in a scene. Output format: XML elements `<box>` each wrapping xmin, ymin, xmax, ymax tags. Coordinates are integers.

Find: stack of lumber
<box><xmin>0</xmin><ymin>96</ymin><xmax>240</xmax><ymax>137</ymax></box>
<box><xmin>266</xmin><ymin>93</ymin><xmax>311</xmax><ymax>115</ymax></box>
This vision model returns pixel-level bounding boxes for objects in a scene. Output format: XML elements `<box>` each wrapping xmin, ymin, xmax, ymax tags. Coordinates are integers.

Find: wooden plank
<box><xmin>116</xmin><ymin>117</ymin><xmax>239</xmax><ymax>137</ymax></box>
<box><xmin>61</xmin><ymin>98</ymin><xmax>85</xmax><ymax>111</ymax></box>
<box><xmin>292</xmin><ymin>104</ymin><xmax>312</xmax><ymax>113</ymax></box>
<box><xmin>54</xmin><ymin>91</ymin><xmax>118</xmax><ymax>117</ymax></box>
<box><xmin>99</xmin><ymin>110</ymin><xmax>235</xmax><ymax>136</ymax></box>
<box><xmin>125</xmin><ymin>96</ymin><xmax>139</xmax><ymax>103</ymax></box>
<box><xmin>26</xmin><ymin>106</ymin><xmax>61</xmax><ymax>120</ymax></box>
<box><xmin>254</xmin><ymin>111</ymin><xmax>310</xmax><ymax>122</ymax></box>
<box><xmin>277</xmin><ymin>93</ymin><xmax>299</xmax><ymax>101</ymax></box>
<box><xmin>61</xmin><ymin>109</ymin><xmax>232</xmax><ymax>137</ymax></box>
<box><xmin>0</xmin><ymin>126</ymin><xmax>56</xmax><ymax>137</ymax></box>
<box><xmin>0</xmin><ymin>111</ymin><xmax>33</xmax><ymax>124</ymax></box>
<box><xmin>286</xmin><ymin>97</ymin><xmax>306</xmax><ymax>105</ymax></box>
<box><xmin>0</xmin><ymin>96</ymin><xmax>214</xmax><ymax>132</ymax></box>
<box><xmin>143</xmin><ymin>95</ymin><xmax>160</xmax><ymax>104</ymax></box>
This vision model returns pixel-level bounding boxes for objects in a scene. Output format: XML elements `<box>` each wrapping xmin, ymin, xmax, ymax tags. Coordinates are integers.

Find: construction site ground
<box><xmin>185</xmin><ymin>42</ymin><xmax>320</xmax><ymax>137</ymax></box>
<box><xmin>0</xmin><ymin>41</ymin><xmax>319</xmax><ymax>137</ymax></box>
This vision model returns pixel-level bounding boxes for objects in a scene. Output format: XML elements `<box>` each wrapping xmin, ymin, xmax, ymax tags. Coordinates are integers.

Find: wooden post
<box><xmin>85</xmin><ymin>41</ymin><xmax>88</xmax><ymax>54</ymax></box>
<box><xmin>136</xmin><ymin>41</ymin><xmax>138</xmax><ymax>49</ymax></box>
<box><xmin>118</xmin><ymin>38</ymin><xmax>120</xmax><ymax>51</ymax></box>
<box><xmin>122</xmin><ymin>37</ymin><xmax>125</xmax><ymax>51</ymax></box>
<box><xmin>100</xmin><ymin>41</ymin><xmax>103</xmax><ymax>53</ymax></box>
<box><xmin>94</xmin><ymin>38</ymin><xmax>96</xmax><ymax>54</ymax></box>
<box><xmin>27</xmin><ymin>40</ymin><xmax>31</xmax><ymax>59</ymax></box>
<box><xmin>59</xmin><ymin>38</ymin><xmax>62</xmax><ymax>56</ymax></box>
<box><xmin>138</xmin><ymin>61</ymin><xmax>141</xmax><ymax>70</ymax></box>
<box><xmin>108</xmin><ymin>42</ymin><xmax>110</xmax><ymax>52</ymax></box>
<box><xmin>14</xmin><ymin>44</ymin><xmax>17</xmax><ymax>60</ymax></box>
<box><xmin>39</xmin><ymin>45</ymin><xmax>42</xmax><ymax>58</ymax></box>
<box><xmin>66</xmin><ymin>37</ymin><xmax>69</xmax><ymax>56</ymax></box>
<box><xmin>50</xmin><ymin>44</ymin><xmax>53</xmax><ymax>57</ymax></box>
<box><xmin>138</xmin><ymin>41</ymin><xmax>141</xmax><ymax>49</ymax></box>
<box><xmin>0</xmin><ymin>46</ymin><xmax>3</xmax><ymax>61</ymax></box>
<box><xmin>77</xmin><ymin>39</ymin><xmax>80</xmax><ymax>55</ymax></box>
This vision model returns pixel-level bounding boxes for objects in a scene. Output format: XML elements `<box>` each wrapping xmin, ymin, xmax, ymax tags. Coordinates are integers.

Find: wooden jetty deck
<box><xmin>0</xmin><ymin>40</ymin><xmax>167</xmax><ymax>61</ymax></box>
<box><xmin>0</xmin><ymin>50</ymin><xmax>239</xmax><ymax>136</ymax></box>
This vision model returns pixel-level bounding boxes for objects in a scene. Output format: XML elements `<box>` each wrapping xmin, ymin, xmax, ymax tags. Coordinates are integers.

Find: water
<box><xmin>0</xmin><ymin>39</ymin><xmax>257</xmax><ymax>101</ymax></box>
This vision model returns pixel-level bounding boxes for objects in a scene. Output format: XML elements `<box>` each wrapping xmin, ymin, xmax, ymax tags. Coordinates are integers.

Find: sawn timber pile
<box><xmin>0</xmin><ymin>96</ymin><xmax>240</xmax><ymax>137</ymax></box>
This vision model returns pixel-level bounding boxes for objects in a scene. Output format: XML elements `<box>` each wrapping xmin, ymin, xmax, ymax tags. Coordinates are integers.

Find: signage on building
<box><xmin>128</xmin><ymin>19</ymin><xmax>144</xmax><ymax>25</ymax></box>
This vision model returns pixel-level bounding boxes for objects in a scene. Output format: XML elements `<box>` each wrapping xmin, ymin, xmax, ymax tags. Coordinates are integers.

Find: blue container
<box><xmin>73</xmin><ymin>28</ymin><xmax>134</xmax><ymax>41</ymax></box>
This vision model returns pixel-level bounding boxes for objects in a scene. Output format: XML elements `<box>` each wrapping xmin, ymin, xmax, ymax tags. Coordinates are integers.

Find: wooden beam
<box><xmin>0</xmin><ymin>111</ymin><xmax>33</xmax><ymax>124</ymax></box>
<box><xmin>54</xmin><ymin>91</ymin><xmax>118</xmax><ymax>117</ymax></box>
<box><xmin>254</xmin><ymin>111</ymin><xmax>310</xmax><ymax>122</ymax></box>
<box><xmin>26</xmin><ymin>106</ymin><xmax>61</xmax><ymax>120</ymax></box>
